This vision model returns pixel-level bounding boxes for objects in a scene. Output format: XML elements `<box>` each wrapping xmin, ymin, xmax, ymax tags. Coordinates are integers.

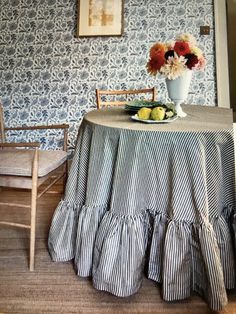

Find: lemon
<box><xmin>137</xmin><ymin>107</ymin><xmax>152</xmax><ymax>120</ymax></box>
<box><xmin>150</xmin><ymin>107</ymin><xmax>165</xmax><ymax>120</ymax></box>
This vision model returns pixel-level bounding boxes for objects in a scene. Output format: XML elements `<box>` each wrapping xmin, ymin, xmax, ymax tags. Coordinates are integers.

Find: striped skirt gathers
<box><xmin>148</xmin><ymin>209</ymin><xmax>234</xmax><ymax>311</ymax></box>
<box><xmin>48</xmin><ymin>122</ymin><xmax>235</xmax><ymax>312</ymax></box>
<box><xmin>48</xmin><ymin>200</ymin><xmax>234</xmax><ymax>311</ymax></box>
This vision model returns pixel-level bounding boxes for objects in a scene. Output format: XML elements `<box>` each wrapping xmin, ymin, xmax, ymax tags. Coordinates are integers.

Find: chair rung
<box><xmin>0</xmin><ymin>221</ymin><xmax>31</xmax><ymax>229</ymax></box>
<box><xmin>37</xmin><ymin>173</ymin><xmax>65</xmax><ymax>199</ymax></box>
<box><xmin>0</xmin><ymin>202</ymin><xmax>30</xmax><ymax>208</ymax></box>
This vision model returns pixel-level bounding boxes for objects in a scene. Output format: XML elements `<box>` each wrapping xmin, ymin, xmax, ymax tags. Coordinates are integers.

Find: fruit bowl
<box><xmin>132</xmin><ymin>103</ymin><xmax>177</xmax><ymax>123</ymax></box>
<box><xmin>131</xmin><ymin>114</ymin><xmax>178</xmax><ymax>124</ymax></box>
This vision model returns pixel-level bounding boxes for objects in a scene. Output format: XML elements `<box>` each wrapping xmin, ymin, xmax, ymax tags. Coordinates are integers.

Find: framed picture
<box><xmin>77</xmin><ymin>0</ymin><xmax>123</xmax><ymax>37</ymax></box>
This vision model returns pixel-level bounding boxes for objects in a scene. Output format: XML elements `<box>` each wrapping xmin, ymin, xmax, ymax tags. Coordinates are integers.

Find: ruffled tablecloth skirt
<box><xmin>48</xmin><ymin>118</ymin><xmax>235</xmax><ymax>311</ymax></box>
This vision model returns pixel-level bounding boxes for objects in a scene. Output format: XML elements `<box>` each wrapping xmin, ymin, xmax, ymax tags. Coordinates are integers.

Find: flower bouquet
<box><xmin>147</xmin><ymin>33</ymin><xmax>206</xmax><ymax>79</ymax></box>
<box><xmin>147</xmin><ymin>33</ymin><xmax>206</xmax><ymax>117</ymax></box>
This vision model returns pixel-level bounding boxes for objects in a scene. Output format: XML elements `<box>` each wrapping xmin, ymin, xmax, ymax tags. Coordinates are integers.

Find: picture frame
<box><xmin>77</xmin><ymin>0</ymin><xmax>123</xmax><ymax>37</ymax></box>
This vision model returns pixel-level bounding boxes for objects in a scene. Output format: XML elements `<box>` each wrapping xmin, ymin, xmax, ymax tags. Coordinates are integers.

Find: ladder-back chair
<box><xmin>96</xmin><ymin>87</ymin><xmax>157</xmax><ymax>109</ymax></box>
<box><xmin>0</xmin><ymin>104</ymin><xmax>69</xmax><ymax>271</ymax></box>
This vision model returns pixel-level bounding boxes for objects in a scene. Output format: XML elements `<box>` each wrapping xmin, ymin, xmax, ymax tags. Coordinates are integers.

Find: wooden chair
<box><xmin>0</xmin><ymin>104</ymin><xmax>69</xmax><ymax>271</ymax></box>
<box><xmin>96</xmin><ymin>87</ymin><xmax>156</xmax><ymax>109</ymax></box>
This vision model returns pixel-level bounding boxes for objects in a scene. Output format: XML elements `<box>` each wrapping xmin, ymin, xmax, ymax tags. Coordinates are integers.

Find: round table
<box><xmin>48</xmin><ymin>105</ymin><xmax>235</xmax><ymax>311</ymax></box>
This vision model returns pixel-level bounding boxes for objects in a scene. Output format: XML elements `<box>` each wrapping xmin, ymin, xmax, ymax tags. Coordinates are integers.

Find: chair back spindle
<box><xmin>96</xmin><ymin>88</ymin><xmax>157</xmax><ymax>109</ymax></box>
<box><xmin>0</xmin><ymin>105</ymin><xmax>6</xmax><ymax>143</ymax></box>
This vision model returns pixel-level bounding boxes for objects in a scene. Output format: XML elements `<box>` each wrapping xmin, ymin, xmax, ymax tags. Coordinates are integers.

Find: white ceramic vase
<box><xmin>165</xmin><ymin>70</ymin><xmax>192</xmax><ymax>118</ymax></box>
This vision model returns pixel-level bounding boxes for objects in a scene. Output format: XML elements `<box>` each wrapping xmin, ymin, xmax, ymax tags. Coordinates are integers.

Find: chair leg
<box><xmin>30</xmin><ymin>149</ymin><xmax>39</xmax><ymax>271</ymax></box>
<box><xmin>30</xmin><ymin>183</ymin><xmax>37</xmax><ymax>271</ymax></box>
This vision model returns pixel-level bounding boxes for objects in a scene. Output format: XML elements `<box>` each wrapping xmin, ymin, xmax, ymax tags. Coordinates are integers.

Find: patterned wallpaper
<box><xmin>0</xmin><ymin>0</ymin><xmax>215</xmax><ymax>151</ymax></box>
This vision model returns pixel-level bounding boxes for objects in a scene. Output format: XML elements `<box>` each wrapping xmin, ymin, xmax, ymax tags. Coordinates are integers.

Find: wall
<box><xmin>0</xmin><ymin>0</ymin><xmax>215</xmax><ymax>151</ymax></box>
<box><xmin>227</xmin><ymin>0</ymin><xmax>236</xmax><ymax>110</ymax></box>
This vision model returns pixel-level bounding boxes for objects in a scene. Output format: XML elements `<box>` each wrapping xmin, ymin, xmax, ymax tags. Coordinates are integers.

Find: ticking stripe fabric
<box><xmin>48</xmin><ymin>106</ymin><xmax>235</xmax><ymax>312</ymax></box>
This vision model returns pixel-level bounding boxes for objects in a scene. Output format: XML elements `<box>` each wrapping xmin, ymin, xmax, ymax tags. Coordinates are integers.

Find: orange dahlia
<box><xmin>147</xmin><ymin>56</ymin><xmax>166</xmax><ymax>75</ymax></box>
<box><xmin>149</xmin><ymin>42</ymin><xmax>167</xmax><ymax>60</ymax></box>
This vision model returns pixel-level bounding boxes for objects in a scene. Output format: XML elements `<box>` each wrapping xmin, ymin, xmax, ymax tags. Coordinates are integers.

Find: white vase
<box><xmin>165</xmin><ymin>70</ymin><xmax>192</xmax><ymax>118</ymax></box>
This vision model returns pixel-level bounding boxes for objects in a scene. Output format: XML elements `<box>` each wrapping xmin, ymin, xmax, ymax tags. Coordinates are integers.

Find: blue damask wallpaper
<box><xmin>0</xmin><ymin>0</ymin><xmax>215</xmax><ymax>151</ymax></box>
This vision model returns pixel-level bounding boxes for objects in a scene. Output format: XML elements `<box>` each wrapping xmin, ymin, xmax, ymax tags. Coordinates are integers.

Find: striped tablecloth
<box><xmin>48</xmin><ymin>105</ymin><xmax>235</xmax><ymax>311</ymax></box>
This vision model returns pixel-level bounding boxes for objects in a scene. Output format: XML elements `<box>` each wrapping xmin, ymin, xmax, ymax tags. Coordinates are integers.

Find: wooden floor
<box><xmin>1</xmin><ymin>188</ymin><xmax>236</xmax><ymax>314</ymax></box>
